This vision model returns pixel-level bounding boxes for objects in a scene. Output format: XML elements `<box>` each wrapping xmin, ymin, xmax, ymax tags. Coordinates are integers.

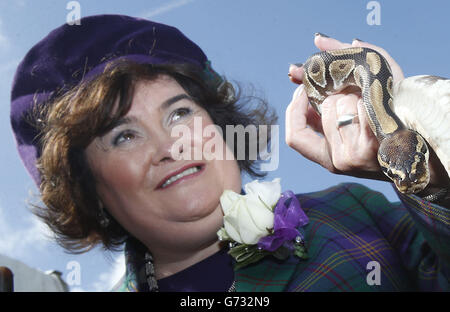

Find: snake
<box><xmin>299</xmin><ymin>47</ymin><xmax>450</xmax><ymax>194</ymax></box>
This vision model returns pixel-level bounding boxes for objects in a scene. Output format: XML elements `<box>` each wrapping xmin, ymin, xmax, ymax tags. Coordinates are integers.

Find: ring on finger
<box><xmin>336</xmin><ymin>113</ymin><xmax>359</xmax><ymax>128</ymax></box>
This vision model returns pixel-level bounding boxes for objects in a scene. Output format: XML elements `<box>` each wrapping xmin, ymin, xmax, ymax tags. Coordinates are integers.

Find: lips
<box><xmin>156</xmin><ymin>163</ymin><xmax>205</xmax><ymax>190</ymax></box>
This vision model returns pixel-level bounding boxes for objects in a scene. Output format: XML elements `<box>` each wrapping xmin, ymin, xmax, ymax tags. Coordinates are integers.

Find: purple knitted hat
<box><xmin>10</xmin><ymin>14</ymin><xmax>221</xmax><ymax>186</ymax></box>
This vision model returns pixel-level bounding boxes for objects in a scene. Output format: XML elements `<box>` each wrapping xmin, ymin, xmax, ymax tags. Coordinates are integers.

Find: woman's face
<box><xmin>85</xmin><ymin>75</ymin><xmax>241</xmax><ymax>255</ymax></box>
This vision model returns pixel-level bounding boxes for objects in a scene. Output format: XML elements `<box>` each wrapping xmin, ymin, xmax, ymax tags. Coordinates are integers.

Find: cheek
<box><xmin>214</xmin><ymin>155</ymin><xmax>242</xmax><ymax>193</ymax></box>
<box><xmin>87</xmin><ymin>148</ymin><xmax>149</xmax><ymax>192</ymax></box>
<box><xmin>87</xmin><ymin>150</ymin><xmax>162</xmax><ymax>232</ymax></box>
<box><xmin>197</xmin><ymin>115</ymin><xmax>242</xmax><ymax>192</ymax></box>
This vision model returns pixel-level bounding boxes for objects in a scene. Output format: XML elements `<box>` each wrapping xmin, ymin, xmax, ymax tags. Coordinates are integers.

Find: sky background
<box><xmin>0</xmin><ymin>0</ymin><xmax>449</xmax><ymax>291</ymax></box>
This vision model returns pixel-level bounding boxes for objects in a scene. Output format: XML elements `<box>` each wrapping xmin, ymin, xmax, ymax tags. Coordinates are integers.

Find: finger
<box><xmin>352</xmin><ymin>39</ymin><xmax>405</xmax><ymax>82</ymax></box>
<box><xmin>356</xmin><ymin>99</ymin><xmax>380</xmax><ymax>157</ymax></box>
<box><xmin>356</xmin><ymin>98</ymin><xmax>375</xmax><ymax>142</ymax></box>
<box><xmin>289</xmin><ymin>77</ymin><xmax>324</xmax><ymax>134</ymax></box>
<box><xmin>322</xmin><ymin>94</ymin><xmax>344</xmax><ymax>169</ymax></box>
<box><xmin>291</xmin><ymin>84</ymin><xmax>305</xmax><ymax>101</ymax></box>
<box><xmin>335</xmin><ymin>94</ymin><xmax>361</xmax><ymax>144</ymax></box>
<box><xmin>287</xmin><ymin>71</ymin><xmax>324</xmax><ymax>134</ymax></box>
<box><xmin>322</xmin><ymin>94</ymin><xmax>344</xmax><ymax>150</ymax></box>
<box><xmin>285</xmin><ymin>85</ymin><xmax>331</xmax><ymax>167</ymax></box>
<box><xmin>306</xmin><ymin>105</ymin><xmax>324</xmax><ymax>134</ymax></box>
<box><xmin>314</xmin><ymin>33</ymin><xmax>352</xmax><ymax>51</ymax></box>
<box><xmin>288</xmin><ymin>63</ymin><xmax>304</xmax><ymax>84</ymax></box>
<box><xmin>289</xmin><ymin>81</ymin><xmax>324</xmax><ymax>135</ymax></box>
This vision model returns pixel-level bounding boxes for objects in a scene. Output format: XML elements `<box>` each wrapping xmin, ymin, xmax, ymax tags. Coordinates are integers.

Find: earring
<box><xmin>98</xmin><ymin>201</ymin><xmax>110</xmax><ymax>228</ymax></box>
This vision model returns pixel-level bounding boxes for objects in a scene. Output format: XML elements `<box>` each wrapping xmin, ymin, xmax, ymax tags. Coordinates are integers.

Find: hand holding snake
<box><xmin>286</xmin><ymin>34</ymin><xmax>450</xmax><ymax>196</ymax></box>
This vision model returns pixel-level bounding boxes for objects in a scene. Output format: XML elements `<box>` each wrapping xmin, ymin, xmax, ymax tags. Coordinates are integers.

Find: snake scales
<box><xmin>301</xmin><ymin>47</ymin><xmax>450</xmax><ymax>194</ymax></box>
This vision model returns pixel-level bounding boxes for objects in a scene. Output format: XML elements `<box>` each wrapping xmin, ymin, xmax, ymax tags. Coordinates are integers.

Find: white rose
<box><xmin>219</xmin><ymin>190</ymin><xmax>242</xmax><ymax>215</ymax></box>
<box><xmin>218</xmin><ymin>179</ymin><xmax>281</xmax><ymax>245</ymax></box>
<box><xmin>244</xmin><ymin>178</ymin><xmax>281</xmax><ymax>209</ymax></box>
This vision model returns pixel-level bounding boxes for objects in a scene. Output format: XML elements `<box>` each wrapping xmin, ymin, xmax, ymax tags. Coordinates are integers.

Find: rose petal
<box><xmin>245</xmin><ymin>195</ymin><xmax>274</xmax><ymax>232</ymax></box>
<box><xmin>223</xmin><ymin>213</ymin><xmax>243</xmax><ymax>244</ymax></box>
<box><xmin>237</xmin><ymin>200</ymin><xmax>266</xmax><ymax>244</ymax></box>
<box><xmin>220</xmin><ymin>190</ymin><xmax>242</xmax><ymax>215</ymax></box>
<box><xmin>244</xmin><ymin>178</ymin><xmax>281</xmax><ymax>208</ymax></box>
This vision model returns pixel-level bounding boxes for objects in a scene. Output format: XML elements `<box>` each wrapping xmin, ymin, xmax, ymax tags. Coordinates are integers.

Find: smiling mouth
<box><xmin>157</xmin><ymin>164</ymin><xmax>204</xmax><ymax>189</ymax></box>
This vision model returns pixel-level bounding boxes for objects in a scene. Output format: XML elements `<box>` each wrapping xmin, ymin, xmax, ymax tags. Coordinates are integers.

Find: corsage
<box><xmin>217</xmin><ymin>178</ymin><xmax>309</xmax><ymax>270</ymax></box>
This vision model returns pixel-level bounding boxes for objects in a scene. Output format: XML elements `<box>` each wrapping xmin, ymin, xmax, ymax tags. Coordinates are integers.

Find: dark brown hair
<box><xmin>34</xmin><ymin>60</ymin><xmax>277</xmax><ymax>253</ymax></box>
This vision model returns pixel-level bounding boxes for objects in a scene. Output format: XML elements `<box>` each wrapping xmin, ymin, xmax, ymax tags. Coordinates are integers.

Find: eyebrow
<box><xmin>160</xmin><ymin>93</ymin><xmax>193</xmax><ymax>110</ymax></box>
<box><xmin>109</xmin><ymin>116</ymin><xmax>138</xmax><ymax>129</ymax></box>
<box><xmin>108</xmin><ymin>94</ymin><xmax>193</xmax><ymax>130</ymax></box>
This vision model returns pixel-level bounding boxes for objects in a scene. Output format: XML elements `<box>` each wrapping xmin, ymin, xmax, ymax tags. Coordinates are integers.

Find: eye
<box><xmin>112</xmin><ymin>130</ymin><xmax>137</xmax><ymax>146</ymax></box>
<box><xmin>170</xmin><ymin>107</ymin><xmax>192</xmax><ymax>123</ymax></box>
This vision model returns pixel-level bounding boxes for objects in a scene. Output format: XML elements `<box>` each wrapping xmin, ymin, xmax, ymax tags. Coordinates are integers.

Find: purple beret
<box><xmin>10</xmin><ymin>14</ymin><xmax>221</xmax><ymax>186</ymax></box>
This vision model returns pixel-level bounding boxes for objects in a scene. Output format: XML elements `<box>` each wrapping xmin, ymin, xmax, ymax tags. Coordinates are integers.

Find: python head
<box><xmin>378</xmin><ymin>129</ymin><xmax>430</xmax><ymax>194</ymax></box>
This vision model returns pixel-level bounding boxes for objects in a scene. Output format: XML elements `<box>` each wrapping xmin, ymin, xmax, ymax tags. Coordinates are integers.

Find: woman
<box><xmin>10</xmin><ymin>15</ymin><xmax>449</xmax><ymax>291</ymax></box>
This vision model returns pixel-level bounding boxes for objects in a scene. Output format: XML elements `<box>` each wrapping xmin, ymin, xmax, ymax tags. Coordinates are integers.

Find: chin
<box><xmin>158</xmin><ymin>180</ymin><xmax>221</xmax><ymax>220</ymax></box>
<box><xmin>186</xmin><ymin>191</ymin><xmax>222</xmax><ymax>221</ymax></box>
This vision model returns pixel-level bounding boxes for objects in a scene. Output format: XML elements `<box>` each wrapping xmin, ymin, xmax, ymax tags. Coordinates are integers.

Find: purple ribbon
<box><xmin>257</xmin><ymin>191</ymin><xmax>308</xmax><ymax>252</ymax></box>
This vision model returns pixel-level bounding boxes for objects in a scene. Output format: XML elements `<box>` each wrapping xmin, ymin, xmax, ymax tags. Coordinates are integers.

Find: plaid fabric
<box><xmin>114</xmin><ymin>183</ymin><xmax>450</xmax><ymax>292</ymax></box>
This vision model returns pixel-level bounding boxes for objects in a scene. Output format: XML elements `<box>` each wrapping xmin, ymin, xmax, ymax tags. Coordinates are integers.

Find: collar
<box><xmin>112</xmin><ymin>238</ymin><xmax>235</xmax><ymax>292</ymax></box>
<box><xmin>113</xmin><ymin>238</ymin><xmax>302</xmax><ymax>292</ymax></box>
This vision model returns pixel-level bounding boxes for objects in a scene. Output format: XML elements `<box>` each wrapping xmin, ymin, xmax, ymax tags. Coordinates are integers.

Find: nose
<box><xmin>151</xmin><ymin>131</ymin><xmax>185</xmax><ymax>166</ymax></box>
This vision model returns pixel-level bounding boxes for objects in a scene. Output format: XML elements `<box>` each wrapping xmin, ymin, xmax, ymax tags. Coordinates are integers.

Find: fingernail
<box><xmin>315</xmin><ymin>32</ymin><xmax>329</xmax><ymax>38</ymax></box>
<box><xmin>288</xmin><ymin>63</ymin><xmax>303</xmax><ymax>70</ymax></box>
